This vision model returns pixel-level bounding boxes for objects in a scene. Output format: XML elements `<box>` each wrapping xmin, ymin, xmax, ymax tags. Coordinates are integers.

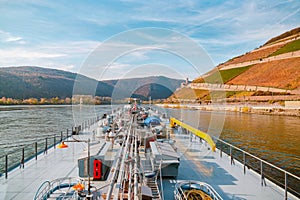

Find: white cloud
<box><xmin>0</xmin><ymin>30</ymin><xmax>26</xmax><ymax>44</ymax></box>
<box><xmin>45</xmin><ymin>40</ymin><xmax>101</xmax><ymax>55</ymax></box>
<box><xmin>0</xmin><ymin>40</ymin><xmax>101</xmax><ymax>74</ymax></box>
<box><xmin>5</xmin><ymin>36</ymin><xmax>23</xmax><ymax>42</ymax></box>
<box><xmin>60</xmin><ymin>64</ymin><xmax>75</xmax><ymax>71</ymax></box>
<box><xmin>0</xmin><ymin>0</ymin><xmax>299</xmax><ymax>80</ymax></box>
<box><xmin>277</xmin><ymin>7</ymin><xmax>300</xmax><ymax>24</ymax></box>
<box><xmin>0</xmin><ymin>48</ymin><xmax>66</xmax><ymax>59</ymax></box>
<box><xmin>108</xmin><ymin>63</ymin><xmax>131</xmax><ymax>70</ymax></box>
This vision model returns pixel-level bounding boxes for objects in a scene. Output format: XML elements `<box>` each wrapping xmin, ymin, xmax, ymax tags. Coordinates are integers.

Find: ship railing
<box><xmin>0</xmin><ymin>129</ymin><xmax>71</xmax><ymax>179</ymax></box>
<box><xmin>0</xmin><ymin>114</ymin><xmax>103</xmax><ymax>179</ymax></box>
<box><xmin>34</xmin><ymin>177</ymin><xmax>78</xmax><ymax>200</ymax></box>
<box><xmin>215</xmin><ymin>136</ymin><xmax>300</xmax><ymax>199</ymax></box>
<box><xmin>174</xmin><ymin>180</ymin><xmax>223</xmax><ymax>200</ymax></box>
<box><xmin>154</xmin><ymin>106</ymin><xmax>300</xmax><ymax>198</ymax></box>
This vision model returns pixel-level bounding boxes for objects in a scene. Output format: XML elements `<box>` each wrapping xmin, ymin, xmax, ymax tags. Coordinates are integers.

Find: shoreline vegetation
<box><xmin>0</xmin><ymin>96</ymin><xmax>112</xmax><ymax>105</ymax></box>
<box><xmin>1</xmin><ymin>96</ymin><xmax>299</xmax><ymax>117</ymax></box>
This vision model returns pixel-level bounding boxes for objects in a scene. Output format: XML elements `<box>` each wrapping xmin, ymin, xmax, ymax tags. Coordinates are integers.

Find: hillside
<box><xmin>205</xmin><ymin>27</ymin><xmax>300</xmax><ymax>88</ymax></box>
<box><xmin>217</xmin><ymin>27</ymin><xmax>300</xmax><ymax>68</ymax></box>
<box><xmin>0</xmin><ymin>66</ymin><xmax>113</xmax><ymax>99</ymax></box>
<box><xmin>103</xmin><ymin>76</ymin><xmax>183</xmax><ymax>100</ymax></box>
<box><xmin>0</xmin><ymin>66</ymin><xmax>183</xmax><ymax>100</ymax></box>
<box><xmin>264</xmin><ymin>27</ymin><xmax>300</xmax><ymax>45</ymax></box>
<box><xmin>171</xmin><ymin>27</ymin><xmax>300</xmax><ymax>102</ymax></box>
<box><xmin>228</xmin><ymin>57</ymin><xmax>300</xmax><ymax>90</ymax></box>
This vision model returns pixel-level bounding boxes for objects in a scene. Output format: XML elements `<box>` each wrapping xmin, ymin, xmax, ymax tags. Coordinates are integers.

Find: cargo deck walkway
<box><xmin>0</xmin><ymin>131</ymin><xmax>94</xmax><ymax>200</ymax></box>
<box><xmin>162</xmin><ymin>133</ymin><xmax>299</xmax><ymax>200</ymax></box>
<box><xmin>0</xmin><ymin>119</ymin><xmax>299</xmax><ymax>200</ymax></box>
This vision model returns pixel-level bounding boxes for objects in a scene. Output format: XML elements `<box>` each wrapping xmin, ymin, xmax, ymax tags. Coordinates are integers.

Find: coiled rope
<box><xmin>184</xmin><ymin>189</ymin><xmax>213</xmax><ymax>200</ymax></box>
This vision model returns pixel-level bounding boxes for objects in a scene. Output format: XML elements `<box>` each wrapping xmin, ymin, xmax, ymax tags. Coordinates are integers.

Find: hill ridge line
<box><xmin>252</xmin><ymin>35</ymin><xmax>300</xmax><ymax>52</ymax></box>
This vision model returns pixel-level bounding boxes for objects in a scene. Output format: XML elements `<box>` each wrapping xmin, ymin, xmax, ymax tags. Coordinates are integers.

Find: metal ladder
<box><xmin>141</xmin><ymin>153</ymin><xmax>161</xmax><ymax>200</ymax></box>
<box><xmin>146</xmin><ymin>177</ymin><xmax>161</xmax><ymax>200</ymax></box>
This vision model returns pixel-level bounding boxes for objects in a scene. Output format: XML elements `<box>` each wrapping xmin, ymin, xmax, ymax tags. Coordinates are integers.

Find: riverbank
<box><xmin>157</xmin><ymin>103</ymin><xmax>300</xmax><ymax>117</ymax></box>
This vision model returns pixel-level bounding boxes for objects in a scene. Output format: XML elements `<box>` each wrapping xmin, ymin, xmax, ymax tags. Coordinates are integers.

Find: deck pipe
<box><xmin>113</xmin><ymin>122</ymin><xmax>132</xmax><ymax>200</ymax></box>
<box><xmin>106</xmin><ymin>114</ymin><xmax>133</xmax><ymax>199</ymax></box>
<box><xmin>128</xmin><ymin>142</ymin><xmax>134</xmax><ymax>199</ymax></box>
<box><xmin>106</xmin><ymin>133</ymin><xmax>125</xmax><ymax>199</ymax></box>
<box><xmin>134</xmin><ymin>127</ymin><xmax>139</xmax><ymax>200</ymax></box>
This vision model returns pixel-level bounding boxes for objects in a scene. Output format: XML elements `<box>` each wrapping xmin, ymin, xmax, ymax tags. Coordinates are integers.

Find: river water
<box><xmin>0</xmin><ymin>105</ymin><xmax>114</xmax><ymax>157</ymax></box>
<box><xmin>0</xmin><ymin>105</ymin><xmax>299</xmax><ymax>178</ymax></box>
<box><xmin>161</xmin><ymin>108</ymin><xmax>300</xmax><ymax>177</ymax></box>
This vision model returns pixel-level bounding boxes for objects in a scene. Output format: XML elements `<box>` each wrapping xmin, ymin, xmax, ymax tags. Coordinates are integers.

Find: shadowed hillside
<box><xmin>0</xmin><ymin>66</ymin><xmax>183</xmax><ymax>100</ymax></box>
<box><xmin>103</xmin><ymin>76</ymin><xmax>183</xmax><ymax>100</ymax></box>
<box><xmin>0</xmin><ymin>66</ymin><xmax>113</xmax><ymax>99</ymax></box>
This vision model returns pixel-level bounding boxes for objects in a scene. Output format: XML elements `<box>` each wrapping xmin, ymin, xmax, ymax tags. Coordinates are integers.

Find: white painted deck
<box><xmin>0</xmin><ymin>131</ymin><xmax>94</xmax><ymax>200</ymax></box>
<box><xmin>162</xmin><ymin>134</ymin><xmax>299</xmax><ymax>200</ymax></box>
<box><xmin>0</xmin><ymin>122</ymin><xmax>298</xmax><ymax>200</ymax></box>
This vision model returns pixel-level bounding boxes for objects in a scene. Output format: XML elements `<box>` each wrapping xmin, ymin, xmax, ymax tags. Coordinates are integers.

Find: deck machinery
<box><xmin>76</xmin><ymin>109</ymin><xmax>180</xmax><ymax>200</ymax></box>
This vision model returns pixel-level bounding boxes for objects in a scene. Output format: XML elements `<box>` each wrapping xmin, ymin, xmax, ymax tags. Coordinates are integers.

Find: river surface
<box><xmin>161</xmin><ymin>108</ymin><xmax>300</xmax><ymax>177</ymax></box>
<box><xmin>0</xmin><ymin>105</ymin><xmax>299</xmax><ymax>178</ymax></box>
<box><xmin>0</xmin><ymin>105</ymin><xmax>114</xmax><ymax>156</ymax></box>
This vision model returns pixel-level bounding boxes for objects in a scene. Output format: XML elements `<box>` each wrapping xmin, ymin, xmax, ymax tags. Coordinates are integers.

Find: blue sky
<box><xmin>0</xmin><ymin>0</ymin><xmax>299</xmax><ymax>80</ymax></box>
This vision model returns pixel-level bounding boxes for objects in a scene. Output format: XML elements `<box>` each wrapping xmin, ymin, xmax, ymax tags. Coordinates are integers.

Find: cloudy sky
<box><xmin>0</xmin><ymin>0</ymin><xmax>299</xmax><ymax>80</ymax></box>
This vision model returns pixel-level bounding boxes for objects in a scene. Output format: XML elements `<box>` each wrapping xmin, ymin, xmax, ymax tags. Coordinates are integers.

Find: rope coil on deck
<box><xmin>184</xmin><ymin>189</ymin><xmax>213</xmax><ymax>200</ymax></box>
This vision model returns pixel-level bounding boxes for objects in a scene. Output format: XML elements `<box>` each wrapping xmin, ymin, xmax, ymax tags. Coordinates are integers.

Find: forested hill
<box><xmin>0</xmin><ymin>66</ymin><xmax>183</xmax><ymax>100</ymax></box>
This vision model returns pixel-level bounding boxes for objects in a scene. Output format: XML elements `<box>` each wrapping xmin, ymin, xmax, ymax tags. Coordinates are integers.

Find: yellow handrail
<box><xmin>170</xmin><ymin>118</ymin><xmax>216</xmax><ymax>152</ymax></box>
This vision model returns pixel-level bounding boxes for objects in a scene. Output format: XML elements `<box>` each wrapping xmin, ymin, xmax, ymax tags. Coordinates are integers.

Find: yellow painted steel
<box><xmin>170</xmin><ymin>118</ymin><xmax>216</xmax><ymax>152</ymax></box>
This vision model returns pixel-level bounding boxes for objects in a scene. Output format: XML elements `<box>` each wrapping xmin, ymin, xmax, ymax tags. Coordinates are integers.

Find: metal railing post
<box><xmin>230</xmin><ymin>146</ymin><xmax>235</xmax><ymax>165</ymax></box>
<box><xmin>44</xmin><ymin>138</ymin><xmax>48</xmax><ymax>154</ymax></box>
<box><xmin>20</xmin><ymin>148</ymin><xmax>24</xmax><ymax>169</ymax></box>
<box><xmin>260</xmin><ymin>160</ymin><xmax>266</xmax><ymax>186</ymax></box>
<box><xmin>5</xmin><ymin>154</ymin><xmax>8</xmax><ymax>179</ymax></box>
<box><xmin>54</xmin><ymin>136</ymin><xmax>56</xmax><ymax>149</ymax></box>
<box><xmin>284</xmin><ymin>172</ymin><xmax>287</xmax><ymax>200</ymax></box>
<box><xmin>243</xmin><ymin>152</ymin><xmax>246</xmax><ymax>174</ymax></box>
<box><xmin>35</xmin><ymin>142</ymin><xmax>38</xmax><ymax>160</ymax></box>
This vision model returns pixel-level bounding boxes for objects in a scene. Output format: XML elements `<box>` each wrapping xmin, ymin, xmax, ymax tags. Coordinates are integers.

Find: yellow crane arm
<box><xmin>170</xmin><ymin>117</ymin><xmax>216</xmax><ymax>152</ymax></box>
